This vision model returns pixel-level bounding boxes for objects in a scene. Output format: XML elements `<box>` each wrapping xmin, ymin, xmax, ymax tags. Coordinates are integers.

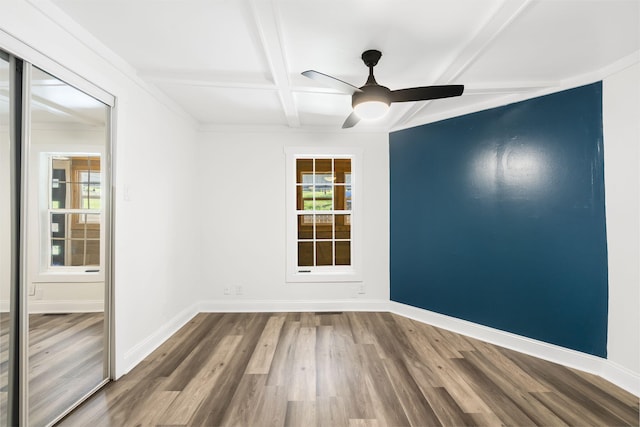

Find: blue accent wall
<box><xmin>389</xmin><ymin>83</ymin><xmax>608</xmax><ymax>357</ymax></box>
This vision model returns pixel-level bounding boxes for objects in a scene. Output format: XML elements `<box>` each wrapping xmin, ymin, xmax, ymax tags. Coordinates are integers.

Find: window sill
<box><xmin>286</xmin><ymin>270</ymin><xmax>362</xmax><ymax>283</ymax></box>
<box><xmin>32</xmin><ymin>269</ymin><xmax>103</xmax><ymax>283</ymax></box>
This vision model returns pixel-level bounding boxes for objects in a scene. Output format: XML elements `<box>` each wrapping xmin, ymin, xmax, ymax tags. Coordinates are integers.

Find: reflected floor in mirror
<box><xmin>0</xmin><ymin>312</ymin><xmax>9</xmax><ymax>424</ymax></box>
<box><xmin>59</xmin><ymin>312</ymin><xmax>638</xmax><ymax>427</ymax></box>
<box><xmin>28</xmin><ymin>312</ymin><xmax>104</xmax><ymax>427</ymax></box>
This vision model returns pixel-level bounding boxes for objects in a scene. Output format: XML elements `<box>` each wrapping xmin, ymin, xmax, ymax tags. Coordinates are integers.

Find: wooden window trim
<box><xmin>70</xmin><ymin>157</ymin><xmax>101</xmax><ymax>230</ymax></box>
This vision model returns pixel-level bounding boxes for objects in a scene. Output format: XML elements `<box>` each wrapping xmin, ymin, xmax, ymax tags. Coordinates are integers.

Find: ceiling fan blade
<box><xmin>302</xmin><ymin>70</ymin><xmax>363</xmax><ymax>95</ymax></box>
<box><xmin>342</xmin><ymin>111</ymin><xmax>360</xmax><ymax>129</ymax></box>
<box><xmin>390</xmin><ymin>85</ymin><xmax>464</xmax><ymax>103</ymax></box>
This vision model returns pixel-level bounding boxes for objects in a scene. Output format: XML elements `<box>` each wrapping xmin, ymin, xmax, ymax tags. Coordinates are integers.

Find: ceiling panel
<box><xmin>462</xmin><ymin>0</ymin><xmax>640</xmax><ymax>84</ymax></box>
<box><xmin>30</xmin><ymin>68</ymin><xmax>107</xmax><ymax>127</ymax></box>
<box><xmin>157</xmin><ymin>84</ymin><xmax>286</xmax><ymax>125</ymax></box>
<box><xmin>294</xmin><ymin>91</ymin><xmax>352</xmax><ymax>127</ymax></box>
<box><xmin>52</xmin><ymin>0</ymin><xmax>267</xmax><ymax>73</ymax></box>
<box><xmin>280</xmin><ymin>0</ymin><xmax>503</xmax><ymax>89</ymax></box>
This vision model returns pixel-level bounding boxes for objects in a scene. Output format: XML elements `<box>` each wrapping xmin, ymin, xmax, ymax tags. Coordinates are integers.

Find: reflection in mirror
<box><xmin>49</xmin><ymin>156</ymin><xmax>101</xmax><ymax>267</ymax></box>
<box><xmin>0</xmin><ymin>53</ymin><xmax>11</xmax><ymax>427</ymax></box>
<box><xmin>27</xmin><ymin>67</ymin><xmax>109</xmax><ymax>426</ymax></box>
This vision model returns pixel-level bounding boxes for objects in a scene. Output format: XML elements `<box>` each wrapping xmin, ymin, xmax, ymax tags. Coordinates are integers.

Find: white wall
<box><xmin>603</xmin><ymin>62</ymin><xmax>640</xmax><ymax>378</ymax></box>
<box><xmin>0</xmin><ymin>0</ymin><xmax>201</xmax><ymax>377</ymax></box>
<box><xmin>198</xmin><ymin>130</ymin><xmax>389</xmax><ymax>307</ymax></box>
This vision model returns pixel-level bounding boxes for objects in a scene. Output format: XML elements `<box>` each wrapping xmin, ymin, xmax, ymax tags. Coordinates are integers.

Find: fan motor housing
<box><xmin>352</xmin><ymin>84</ymin><xmax>391</xmax><ymax>108</ymax></box>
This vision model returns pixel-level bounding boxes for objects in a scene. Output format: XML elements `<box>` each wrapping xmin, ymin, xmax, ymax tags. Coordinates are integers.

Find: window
<box><xmin>49</xmin><ymin>155</ymin><xmax>101</xmax><ymax>268</ymax></box>
<box><xmin>286</xmin><ymin>148</ymin><xmax>362</xmax><ymax>282</ymax></box>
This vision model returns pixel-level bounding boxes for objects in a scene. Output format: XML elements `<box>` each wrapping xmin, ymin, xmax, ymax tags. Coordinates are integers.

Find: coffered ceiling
<box><xmin>49</xmin><ymin>0</ymin><xmax>639</xmax><ymax>131</ymax></box>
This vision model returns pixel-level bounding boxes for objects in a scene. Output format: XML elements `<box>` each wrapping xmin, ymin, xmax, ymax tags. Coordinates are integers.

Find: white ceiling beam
<box><xmin>138</xmin><ymin>69</ymin><xmax>276</xmax><ymax>90</ymax></box>
<box><xmin>393</xmin><ymin>0</ymin><xmax>535</xmax><ymax>128</ymax></box>
<box><xmin>248</xmin><ymin>0</ymin><xmax>300</xmax><ymax>127</ymax></box>
<box><xmin>0</xmin><ymin>88</ymin><xmax>104</xmax><ymax>127</ymax></box>
<box><xmin>137</xmin><ymin>69</ymin><xmax>355</xmax><ymax>95</ymax></box>
<box><xmin>463</xmin><ymin>81</ymin><xmax>559</xmax><ymax>95</ymax></box>
<box><xmin>31</xmin><ymin>93</ymin><xmax>104</xmax><ymax>127</ymax></box>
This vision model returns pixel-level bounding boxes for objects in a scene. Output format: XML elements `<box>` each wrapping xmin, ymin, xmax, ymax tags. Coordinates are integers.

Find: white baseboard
<box><xmin>118</xmin><ymin>302</ymin><xmax>199</xmax><ymax>379</ymax></box>
<box><xmin>28</xmin><ymin>300</ymin><xmax>104</xmax><ymax>313</ymax></box>
<box><xmin>389</xmin><ymin>301</ymin><xmax>640</xmax><ymax>397</ymax></box>
<box><xmin>198</xmin><ymin>298</ymin><xmax>389</xmax><ymax>313</ymax></box>
<box><xmin>600</xmin><ymin>360</ymin><xmax>640</xmax><ymax>397</ymax></box>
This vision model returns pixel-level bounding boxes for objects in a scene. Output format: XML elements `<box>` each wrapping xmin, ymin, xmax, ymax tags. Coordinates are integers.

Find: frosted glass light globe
<box><xmin>353</xmin><ymin>100</ymin><xmax>389</xmax><ymax>120</ymax></box>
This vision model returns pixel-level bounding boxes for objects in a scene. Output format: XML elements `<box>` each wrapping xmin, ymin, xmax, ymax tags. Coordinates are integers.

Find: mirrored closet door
<box><xmin>26</xmin><ymin>66</ymin><xmax>111</xmax><ymax>427</ymax></box>
<box><xmin>0</xmin><ymin>50</ymin><xmax>13</xmax><ymax>427</ymax></box>
<box><xmin>1</xmin><ymin>49</ymin><xmax>113</xmax><ymax>427</ymax></box>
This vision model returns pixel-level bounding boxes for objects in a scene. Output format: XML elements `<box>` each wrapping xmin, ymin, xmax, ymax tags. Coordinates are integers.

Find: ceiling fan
<box><xmin>302</xmin><ymin>49</ymin><xmax>464</xmax><ymax>128</ymax></box>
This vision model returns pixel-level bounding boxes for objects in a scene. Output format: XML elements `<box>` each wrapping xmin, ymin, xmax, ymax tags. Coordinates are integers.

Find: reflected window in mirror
<box><xmin>49</xmin><ymin>155</ymin><xmax>101</xmax><ymax>268</ymax></box>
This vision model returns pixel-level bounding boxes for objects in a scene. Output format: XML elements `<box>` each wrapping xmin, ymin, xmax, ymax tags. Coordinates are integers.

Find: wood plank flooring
<box><xmin>30</xmin><ymin>312</ymin><xmax>105</xmax><ymax>427</ymax></box>
<box><xmin>59</xmin><ymin>312</ymin><xmax>639</xmax><ymax>427</ymax></box>
<box><xmin>0</xmin><ymin>312</ymin><xmax>105</xmax><ymax>427</ymax></box>
<box><xmin>0</xmin><ymin>312</ymin><xmax>10</xmax><ymax>426</ymax></box>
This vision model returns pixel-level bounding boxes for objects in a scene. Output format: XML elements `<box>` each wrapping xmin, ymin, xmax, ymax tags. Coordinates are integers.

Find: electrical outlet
<box><xmin>358</xmin><ymin>284</ymin><xmax>366</xmax><ymax>294</ymax></box>
<box><xmin>235</xmin><ymin>285</ymin><xmax>243</xmax><ymax>295</ymax></box>
<box><xmin>223</xmin><ymin>286</ymin><xmax>231</xmax><ymax>295</ymax></box>
<box><xmin>28</xmin><ymin>284</ymin><xmax>36</xmax><ymax>296</ymax></box>
<box><xmin>35</xmin><ymin>288</ymin><xmax>44</xmax><ymax>300</ymax></box>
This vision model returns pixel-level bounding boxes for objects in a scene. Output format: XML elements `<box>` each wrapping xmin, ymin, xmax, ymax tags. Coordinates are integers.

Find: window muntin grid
<box><xmin>48</xmin><ymin>155</ymin><xmax>101</xmax><ymax>267</ymax></box>
<box><xmin>295</xmin><ymin>158</ymin><xmax>352</xmax><ymax>268</ymax></box>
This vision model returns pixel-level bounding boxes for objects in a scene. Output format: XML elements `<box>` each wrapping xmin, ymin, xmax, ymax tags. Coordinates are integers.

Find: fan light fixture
<box><xmin>353</xmin><ymin>100</ymin><xmax>389</xmax><ymax>120</ymax></box>
<box><xmin>351</xmin><ymin>76</ymin><xmax>391</xmax><ymax>120</ymax></box>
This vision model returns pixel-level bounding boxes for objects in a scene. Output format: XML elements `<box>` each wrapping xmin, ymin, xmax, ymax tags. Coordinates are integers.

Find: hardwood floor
<box><xmin>0</xmin><ymin>312</ymin><xmax>9</xmax><ymax>426</ymax></box>
<box><xmin>0</xmin><ymin>312</ymin><xmax>105</xmax><ymax>427</ymax></box>
<box><xmin>30</xmin><ymin>312</ymin><xmax>105</xmax><ymax>427</ymax></box>
<box><xmin>59</xmin><ymin>312</ymin><xmax>639</xmax><ymax>427</ymax></box>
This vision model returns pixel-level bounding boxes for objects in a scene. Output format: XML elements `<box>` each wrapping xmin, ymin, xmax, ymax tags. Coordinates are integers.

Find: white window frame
<box><xmin>28</xmin><ymin>148</ymin><xmax>105</xmax><ymax>283</ymax></box>
<box><xmin>47</xmin><ymin>154</ymin><xmax>102</xmax><ymax>268</ymax></box>
<box><xmin>285</xmin><ymin>147</ymin><xmax>363</xmax><ymax>283</ymax></box>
